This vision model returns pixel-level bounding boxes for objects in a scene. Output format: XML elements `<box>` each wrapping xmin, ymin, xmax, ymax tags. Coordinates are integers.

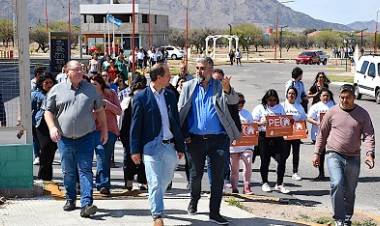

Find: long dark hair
<box><xmin>91</xmin><ymin>74</ymin><xmax>108</xmax><ymax>91</ymax></box>
<box><xmin>130</xmin><ymin>75</ymin><xmax>147</xmax><ymax>96</ymax></box>
<box><xmin>36</xmin><ymin>72</ymin><xmax>56</xmax><ymax>93</ymax></box>
<box><xmin>261</xmin><ymin>89</ymin><xmax>280</xmax><ymax>109</ymax></box>
<box><xmin>286</xmin><ymin>86</ymin><xmax>298</xmax><ymax>98</ymax></box>
<box><xmin>318</xmin><ymin>87</ymin><xmax>335</xmax><ymax>104</ymax></box>
<box><xmin>313</xmin><ymin>72</ymin><xmax>331</xmax><ymax>84</ymax></box>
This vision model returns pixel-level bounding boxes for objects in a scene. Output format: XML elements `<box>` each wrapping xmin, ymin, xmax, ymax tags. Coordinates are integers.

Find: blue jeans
<box><xmin>95</xmin><ymin>131</ymin><xmax>117</xmax><ymax>190</ymax></box>
<box><xmin>57</xmin><ymin>132</ymin><xmax>96</xmax><ymax>207</ymax></box>
<box><xmin>143</xmin><ymin>142</ymin><xmax>178</xmax><ymax>218</ymax></box>
<box><xmin>326</xmin><ymin>151</ymin><xmax>360</xmax><ymax>222</ymax></box>
<box><xmin>186</xmin><ymin>134</ymin><xmax>230</xmax><ymax>216</ymax></box>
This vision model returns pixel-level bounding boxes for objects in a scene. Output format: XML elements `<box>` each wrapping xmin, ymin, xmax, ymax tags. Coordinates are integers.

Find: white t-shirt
<box><xmin>89</xmin><ymin>59</ymin><xmax>99</xmax><ymax>73</ymax></box>
<box><xmin>137</xmin><ymin>52</ymin><xmax>144</xmax><ymax>60</ymax></box>
<box><xmin>230</xmin><ymin>109</ymin><xmax>255</xmax><ymax>153</ymax></box>
<box><xmin>281</xmin><ymin>100</ymin><xmax>307</xmax><ymax>122</ymax></box>
<box><xmin>252</xmin><ymin>104</ymin><xmax>286</xmax><ymax>132</ymax></box>
<box><xmin>307</xmin><ymin>100</ymin><xmax>335</xmax><ymax>141</ymax></box>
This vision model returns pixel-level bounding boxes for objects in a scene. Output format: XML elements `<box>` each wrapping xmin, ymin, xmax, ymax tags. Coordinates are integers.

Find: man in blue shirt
<box><xmin>178</xmin><ymin>58</ymin><xmax>240</xmax><ymax>225</ymax></box>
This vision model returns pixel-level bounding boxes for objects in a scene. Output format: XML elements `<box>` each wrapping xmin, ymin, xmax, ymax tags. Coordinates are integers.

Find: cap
<box><xmin>339</xmin><ymin>84</ymin><xmax>355</xmax><ymax>94</ymax></box>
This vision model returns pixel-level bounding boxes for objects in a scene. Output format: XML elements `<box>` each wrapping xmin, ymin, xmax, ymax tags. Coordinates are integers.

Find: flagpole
<box><xmin>112</xmin><ymin>22</ymin><xmax>115</xmax><ymax>57</ymax></box>
<box><xmin>107</xmin><ymin>16</ymin><xmax>110</xmax><ymax>56</ymax></box>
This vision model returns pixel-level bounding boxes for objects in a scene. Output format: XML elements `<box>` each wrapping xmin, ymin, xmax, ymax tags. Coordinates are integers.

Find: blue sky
<box><xmin>281</xmin><ymin>0</ymin><xmax>380</xmax><ymax>24</ymax></box>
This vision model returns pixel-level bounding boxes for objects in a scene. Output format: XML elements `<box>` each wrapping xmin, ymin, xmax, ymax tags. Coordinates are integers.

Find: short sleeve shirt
<box><xmin>44</xmin><ymin>79</ymin><xmax>103</xmax><ymax>138</ymax></box>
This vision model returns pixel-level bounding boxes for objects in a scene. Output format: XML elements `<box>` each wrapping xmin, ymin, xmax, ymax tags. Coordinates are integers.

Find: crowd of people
<box><xmin>29</xmin><ymin>54</ymin><xmax>375</xmax><ymax>226</ymax></box>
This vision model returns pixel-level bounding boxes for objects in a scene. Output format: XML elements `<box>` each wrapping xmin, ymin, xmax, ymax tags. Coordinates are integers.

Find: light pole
<box><xmin>185</xmin><ymin>0</ymin><xmax>189</xmax><ymax>68</ymax></box>
<box><xmin>356</xmin><ymin>28</ymin><xmax>368</xmax><ymax>48</ymax></box>
<box><xmin>375</xmin><ymin>10</ymin><xmax>379</xmax><ymax>53</ymax></box>
<box><xmin>279</xmin><ymin>25</ymin><xmax>288</xmax><ymax>58</ymax></box>
<box><xmin>274</xmin><ymin>0</ymin><xmax>294</xmax><ymax>59</ymax></box>
<box><xmin>228</xmin><ymin>24</ymin><xmax>232</xmax><ymax>36</ymax></box>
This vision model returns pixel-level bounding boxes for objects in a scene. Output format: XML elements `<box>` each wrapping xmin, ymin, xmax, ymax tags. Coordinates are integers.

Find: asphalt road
<box><xmin>24</xmin><ymin>62</ymin><xmax>379</xmax><ymax>216</ymax></box>
<box><xmin>221</xmin><ymin>63</ymin><xmax>380</xmax><ymax>214</ymax></box>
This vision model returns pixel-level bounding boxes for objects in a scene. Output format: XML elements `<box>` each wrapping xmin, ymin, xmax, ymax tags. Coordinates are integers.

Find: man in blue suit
<box><xmin>130</xmin><ymin>63</ymin><xmax>185</xmax><ymax>226</ymax></box>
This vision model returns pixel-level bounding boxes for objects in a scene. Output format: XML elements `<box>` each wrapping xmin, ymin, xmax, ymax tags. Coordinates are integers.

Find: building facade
<box><xmin>80</xmin><ymin>3</ymin><xmax>169</xmax><ymax>54</ymax></box>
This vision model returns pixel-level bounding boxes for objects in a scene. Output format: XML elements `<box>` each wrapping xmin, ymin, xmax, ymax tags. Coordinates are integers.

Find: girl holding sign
<box><xmin>307</xmin><ymin>88</ymin><xmax>335</xmax><ymax>181</ymax></box>
<box><xmin>252</xmin><ymin>89</ymin><xmax>290</xmax><ymax>194</ymax></box>
<box><xmin>281</xmin><ymin>87</ymin><xmax>307</xmax><ymax>181</ymax></box>
<box><xmin>230</xmin><ymin>93</ymin><xmax>255</xmax><ymax>194</ymax></box>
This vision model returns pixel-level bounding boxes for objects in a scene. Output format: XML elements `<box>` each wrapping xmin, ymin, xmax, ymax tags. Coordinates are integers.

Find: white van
<box><xmin>353</xmin><ymin>54</ymin><xmax>380</xmax><ymax>104</ymax></box>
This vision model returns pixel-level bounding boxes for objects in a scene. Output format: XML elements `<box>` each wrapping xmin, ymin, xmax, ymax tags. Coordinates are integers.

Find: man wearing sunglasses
<box><xmin>313</xmin><ymin>84</ymin><xmax>375</xmax><ymax>226</ymax></box>
<box><xmin>178</xmin><ymin>58</ymin><xmax>240</xmax><ymax>225</ymax></box>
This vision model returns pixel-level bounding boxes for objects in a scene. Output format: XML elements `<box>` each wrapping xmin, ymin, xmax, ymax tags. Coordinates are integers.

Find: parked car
<box><xmin>295</xmin><ymin>51</ymin><xmax>321</xmax><ymax>65</ymax></box>
<box><xmin>160</xmin><ymin>46</ymin><xmax>184</xmax><ymax>60</ymax></box>
<box><xmin>353</xmin><ymin>54</ymin><xmax>380</xmax><ymax>104</ymax></box>
<box><xmin>315</xmin><ymin>50</ymin><xmax>329</xmax><ymax>65</ymax></box>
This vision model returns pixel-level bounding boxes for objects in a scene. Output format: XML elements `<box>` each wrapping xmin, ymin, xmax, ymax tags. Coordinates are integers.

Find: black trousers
<box><xmin>258</xmin><ymin>133</ymin><xmax>287</xmax><ymax>185</ymax></box>
<box><xmin>285</xmin><ymin>139</ymin><xmax>301</xmax><ymax>173</ymax></box>
<box><xmin>123</xmin><ymin>148</ymin><xmax>147</xmax><ymax>184</ymax></box>
<box><xmin>36</xmin><ymin>119</ymin><xmax>57</xmax><ymax>181</ymax></box>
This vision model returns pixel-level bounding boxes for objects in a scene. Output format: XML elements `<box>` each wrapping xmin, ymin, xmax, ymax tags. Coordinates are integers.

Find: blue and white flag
<box><xmin>106</xmin><ymin>14</ymin><xmax>122</xmax><ymax>27</ymax></box>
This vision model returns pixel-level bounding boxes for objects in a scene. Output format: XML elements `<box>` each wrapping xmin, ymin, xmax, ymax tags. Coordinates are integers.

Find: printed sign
<box><xmin>50</xmin><ymin>32</ymin><xmax>70</xmax><ymax>74</ymax></box>
<box><xmin>284</xmin><ymin>121</ymin><xmax>308</xmax><ymax>140</ymax></box>
<box><xmin>265</xmin><ymin>115</ymin><xmax>293</xmax><ymax>137</ymax></box>
<box><xmin>232</xmin><ymin>123</ymin><xmax>259</xmax><ymax>146</ymax></box>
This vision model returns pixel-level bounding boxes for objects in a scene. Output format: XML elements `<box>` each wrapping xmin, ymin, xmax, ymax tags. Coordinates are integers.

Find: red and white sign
<box><xmin>265</xmin><ymin>115</ymin><xmax>293</xmax><ymax>137</ymax></box>
<box><xmin>232</xmin><ymin>123</ymin><xmax>259</xmax><ymax>146</ymax></box>
<box><xmin>284</xmin><ymin>121</ymin><xmax>308</xmax><ymax>140</ymax></box>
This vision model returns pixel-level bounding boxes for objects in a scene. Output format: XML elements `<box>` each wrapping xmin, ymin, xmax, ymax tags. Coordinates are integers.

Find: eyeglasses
<box><xmin>318</xmin><ymin>76</ymin><xmax>325</xmax><ymax>79</ymax></box>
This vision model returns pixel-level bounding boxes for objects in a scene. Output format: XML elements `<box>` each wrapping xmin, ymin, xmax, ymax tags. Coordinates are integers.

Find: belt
<box><xmin>162</xmin><ymin>138</ymin><xmax>174</xmax><ymax>144</ymax></box>
<box><xmin>190</xmin><ymin>133</ymin><xmax>226</xmax><ymax>140</ymax></box>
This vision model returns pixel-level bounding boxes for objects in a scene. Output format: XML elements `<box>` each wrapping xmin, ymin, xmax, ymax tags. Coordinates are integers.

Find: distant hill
<box><xmin>347</xmin><ymin>20</ymin><xmax>378</xmax><ymax>33</ymax></box>
<box><xmin>0</xmin><ymin>0</ymin><xmax>352</xmax><ymax>31</ymax></box>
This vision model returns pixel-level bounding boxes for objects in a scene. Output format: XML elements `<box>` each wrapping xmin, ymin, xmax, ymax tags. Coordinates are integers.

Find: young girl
<box><xmin>252</xmin><ymin>89</ymin><xmax>289</xmax><ymax>194</ymax></box>
<box><xmin>307</xmin><ymin>88</ymin><xmax>335</xmax><ymax>181</ymax></box>
<box><xmin>230</xmin><ymin>93</ymin><xmax>254</xmax><ymax>194</ymax></box>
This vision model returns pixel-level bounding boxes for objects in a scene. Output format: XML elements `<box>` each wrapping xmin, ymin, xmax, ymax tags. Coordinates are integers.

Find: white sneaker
<box><xmin>33</xmin><ymin>157</ymin><xmax>40</xmax><ymax>165</ymax></box>
<box><xmin>261</xmin><ymin>183</ymin><xmax>271</xmax><ymax>192</ymax></box>
<box><xmin>292</xmin><ymin>173</ymin><xmax>302</xmax><ymax>181</ymax></box>
<box><xmin>274</xmin><ymin>184</ymin><xmax>290</xmax><ymax>194</ymax></box>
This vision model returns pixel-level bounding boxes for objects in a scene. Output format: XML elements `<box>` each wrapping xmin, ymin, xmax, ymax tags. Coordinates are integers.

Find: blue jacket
<box><xmin>130</xmin><ymin>87</ymin><xmax>185</xmax><ymax>155</ymax></box>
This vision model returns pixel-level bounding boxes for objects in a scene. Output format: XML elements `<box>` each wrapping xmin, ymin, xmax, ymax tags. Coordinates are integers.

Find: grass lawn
<box><xmin>328</xmin><ymin>75</ymin><xmax>354</xmax><ymax>83</ymax></box>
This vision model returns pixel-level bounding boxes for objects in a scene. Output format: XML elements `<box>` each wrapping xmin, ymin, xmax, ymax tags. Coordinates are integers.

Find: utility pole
<box><xmin>44</xmin><ymin>0</ymin><xmax>48</xmax><ymax>32</ymax></box>
<box><xmin>185</xmin><ymin>0</ymin><xmax>189</xmax><ymax>68</ymax></box>
<box><xmin>148</xmin><ymin>0</ymin><xmax>152</xmax><ymax>49</ymax></box>
<box><xmin>15</xmin><ymin>0</ymin><xmax>32</xmax><ymax>144</ymax></box>
<box><xmin>68</xmin><ymin>0</ymin><xmax>71</xmax><ymax>33</ymax></box>
<box><xmin>375</xmin><ymin>10</ymin><xmax>379</xmax><ymax>53</ymax></box>
<box><xmin>131</xmin><ymin>0</ymin><xmax>136</xmax><ymax>72</ymax></box>
<box><xmin>274</xmin><ymin>0</ymin><xmax>294</xmax><ymax>59</ymax></box>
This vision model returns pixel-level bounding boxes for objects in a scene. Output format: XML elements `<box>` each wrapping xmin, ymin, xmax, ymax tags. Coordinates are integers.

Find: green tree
<box><xmin>30</xmin><ymin>25</ymin><xmax>49</xmax><ymax>53</ymax></box>
<box><xmin>168</xmin><ymin>28</ymin><xmax>185</xmax><ymax>48</ymax></box>
<box><xmin>190</xmin><ymin>28</ymin><xmax>220</xmax><ymax>53</ymax></box>
<box><xmin>0</xmin><ymin>19</ymin><xmax>14</xmax><ymax>47</ymax></box>
<box><xmin>312</xmin><ymin>30</ymin><xmax>341</xmax><ymax>49</ymax></box>
<box><xmin>232</xmin><ymin>24</ymin><xmax>263</xmax><ymax>52</ymax></box>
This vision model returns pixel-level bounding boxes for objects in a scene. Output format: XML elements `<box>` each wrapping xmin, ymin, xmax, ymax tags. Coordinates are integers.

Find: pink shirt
<box><xmin>315</xmin><ymin>105</ymin><xmax>375</xmax><ymax>157</ymax></box>
<box><xmin>96</xmin><ymin>90</ymin><xmax>122</xmax><ymax>136</ymax></box>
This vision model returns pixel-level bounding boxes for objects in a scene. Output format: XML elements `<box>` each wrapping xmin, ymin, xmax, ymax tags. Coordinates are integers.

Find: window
<box><xmin>367</xmin><ymin>63</ymin><xmax>376</xmax><ymax>77</ymax></box>
<box><xmin>359</xmin><ymin>61</ymin><xmax>369</xmax><ymax>74</ymax></box>
<box><xmin>142</xmin><ymin>14</ymin><xmax>149</xmax><ymax>23</ymax></box>
<box><xmin>93</xmin><ymin>14</ymin><xmax>106</xmax><ymax>23</ymax></box>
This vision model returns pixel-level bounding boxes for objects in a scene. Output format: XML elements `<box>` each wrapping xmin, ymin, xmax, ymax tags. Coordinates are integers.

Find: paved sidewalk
<box><xmin>0</xmin><ymin>196</ymin><xmax>307</xmax><ymax>226</ymax></box>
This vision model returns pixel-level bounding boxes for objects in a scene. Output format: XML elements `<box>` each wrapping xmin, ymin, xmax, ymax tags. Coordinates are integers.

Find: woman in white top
<box><xmin>252</xmin><ymin>89</ymin><xmax>289</xmax><ymax>194</ymax></box>
<box><xmin>307</xmin><ymin>87</ymin><xmax>335</xmax><ymax>180</ymax></box>
<box><xmin>88</xmin><ymin>54</ymin><xmax>100</xmax><ymax>74</ymax></box>
<box><xmin>281</xmin><ymin>86</ymin><xmax>307</xmax><ymax>181</ymax></box>
<box><xmin>230</xmin><ymin>93</ymin><xmax>254</xmax><ymax>194</ymax></box>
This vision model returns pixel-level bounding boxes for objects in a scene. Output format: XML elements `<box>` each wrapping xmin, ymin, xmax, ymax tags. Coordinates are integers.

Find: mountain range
<box><xmin>0</xmin><ymin>0</ymin><xmax>377</xmax><ymax>32</ymax></box>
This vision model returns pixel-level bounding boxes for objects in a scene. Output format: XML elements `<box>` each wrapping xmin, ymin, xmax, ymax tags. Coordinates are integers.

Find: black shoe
<box><xmin>166</xmin><ymin>181</ymin><xmax>172</xmax><ymax>190</ymax></box>
<box><xmin>313</xmin><ymin>175</ymin><xmax>327</xmax><ymax>181</ymax></box>
<box><xmin>232</xmin><ymin>189</ymin><xmax>239</xmax><ymax>194</ymax></box>
<box><xmin>209</xmin><ymin>214</ymin><xmax>229</xmax><ymax>225</ymax></box>
<box><xmin>99</xmin><ymin>187</ymin><xmax>110</xmax><ymax>195</ymax></box>
<box><xmin>63</xmin><ymin>200</ymin><xmax>76</xmax><ymax>211</ymax></box>
<box><xmin>187</xmin><ymin>200</ymin><xmax>198</xmax><ymax>215</ymax></box>
<box><xmin>80</xmin><ymin>205</ymin><xmax>98</xmax><ymax>218</ymax></box>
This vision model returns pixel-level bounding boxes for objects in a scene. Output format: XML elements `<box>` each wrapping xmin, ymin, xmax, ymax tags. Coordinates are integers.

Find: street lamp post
<box><xmin>375</xmin><ymin>10</ymin><xmax>379</xmax><ymax>53</ymax></box>
<box><xmin>228</xmin><ymin>24</ymin><xmax>232</xmax><ymax>36</ymax></box>
<box><xmin>279</xmin><ymin>25</ymin><xmax>288</xmax><ymax>59</ymax></box>
<box><xmin>274</xmin><ymin>0</ymin><xmax>294</xmax><ymax>59</ymax></box>
<box><xmin>357</xmin><ymin>28</ymin><xmax>368</xmax><ymax>48</ymax></box>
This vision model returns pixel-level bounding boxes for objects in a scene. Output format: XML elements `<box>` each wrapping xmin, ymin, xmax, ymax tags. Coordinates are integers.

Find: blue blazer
<box><xmin>130</xmin><ymin>87</ymin><xmax>185</xmax><ymax>155</ymax></box>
